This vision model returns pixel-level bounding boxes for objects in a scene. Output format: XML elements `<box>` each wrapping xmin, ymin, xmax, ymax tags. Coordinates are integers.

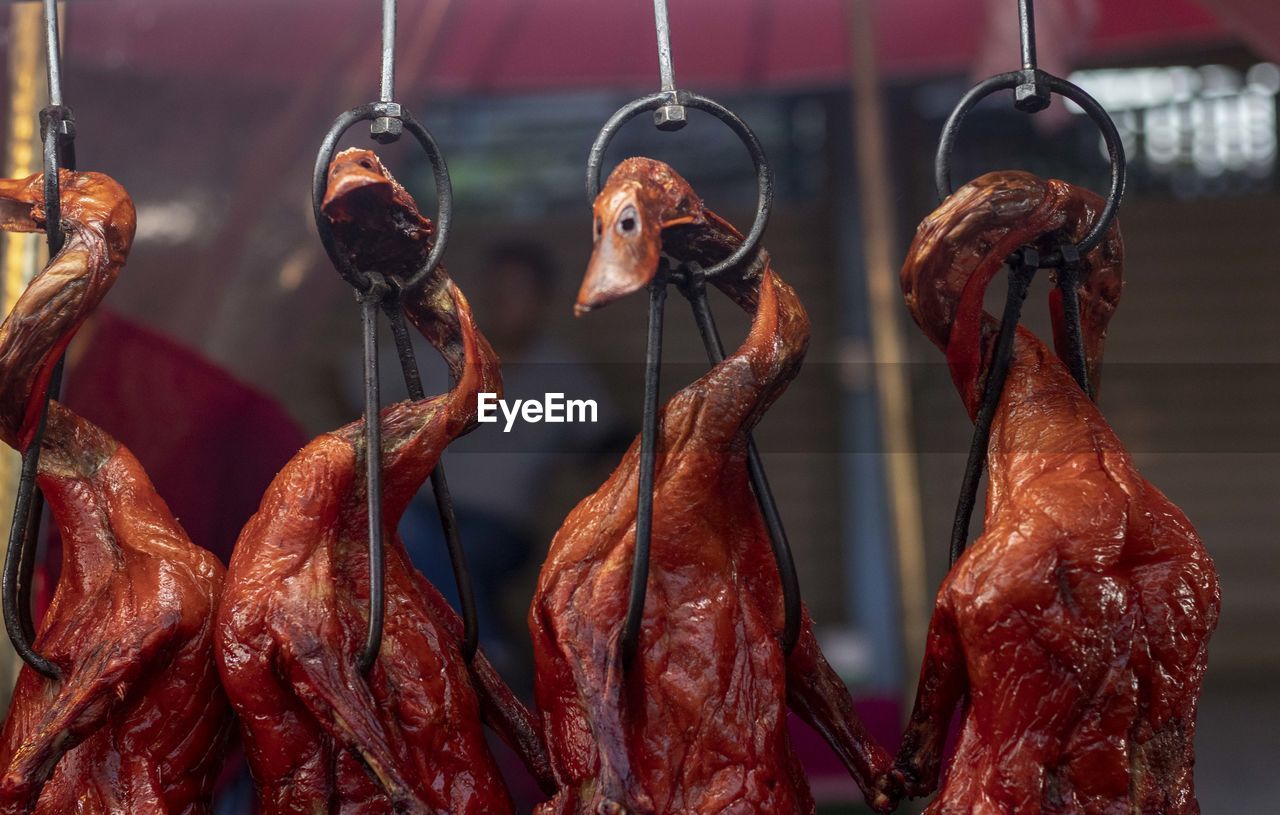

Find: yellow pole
<box><xmin>0</xmin><ymin>2</ymin><xmax>52</xmax><ymax>706</ymax></box>
<box><xmin>844</xmin><ymin>0</ymin><xmax>931</xmax><ymax>689</ymax></box>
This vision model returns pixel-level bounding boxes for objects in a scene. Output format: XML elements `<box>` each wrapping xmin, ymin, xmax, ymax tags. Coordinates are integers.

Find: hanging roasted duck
<box><xmin>893</xmin><ymin>170</ymin><xmax>1220</xmax><ymax>813</ymax></box>
<box><xmin>529</xmin><ymin>157</ymin><xmax>894</xmax><ymax>815</ymax></box>
<box><xmin>0</xmin><ymin>170</ymin><xmax>231</xmax><ymax>811</ymax></box>
<box><xmin>215</xmin><ymin>148</ymin><xmax>554</xmax><ymax>813</ymax></box>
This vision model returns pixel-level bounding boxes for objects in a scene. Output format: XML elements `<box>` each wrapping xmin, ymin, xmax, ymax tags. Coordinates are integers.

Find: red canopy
<box><xmin>66</xmin><ymin>0</ymin><xmax>1238</xmax><ymax>96</ymax></box>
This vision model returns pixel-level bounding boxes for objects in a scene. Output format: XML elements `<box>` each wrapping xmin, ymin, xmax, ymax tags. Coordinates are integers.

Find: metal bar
<box><xmin>1054</xmin><ymin>256</ymin><xmax>1092</xmax><ymax>399</ymax></box>
<box><xmin>382</xmin><ymin>302</ymin><xmax>479</xmax><ymax>662</ymax></box>
<box><xmin>1018</xmin><ymin>0</ymin><xmax>1037</xmax><ymax>71</ymax></box>
<box><xmin>40</xmin><ymin>0</ymin><xmax>60</xmax><ymax>106</ymax></box>
<box><xmin>619</xmin><ymin>277</ymin><xmax>666</xmax><ymax>669</ymax></box>
<box><xmin>357</xmin><ymin>293</ymin><xmax>386</xmax><ymax>672</ymax></box>
<box><xmin>380</xmin><ymin>0</ymin><xmax>396</xmax><ymax>103</ymax></box>
<box><xmin>2</xmin><ymin>360</ymin><xmax>61</xmax><ymax>680</ymax></box>
<box><xmin>685</xmin><ymin>276</ymin><xmax>802</xmax><ymax>654</ymax></box>
<box><xmin>3</xmin><ymin>0</ymin><xmax>74</xmax><ymax>680</ymax></box>
<box><xmin>949</xmin><ymin>253</ymin><xmax>1036</xmax><ymax>565</ymax></box>
<box><xmin>40</xmin><ymin>108</ymin><xmax>64</xmax><ymax>253</ymax></box>
<box><xmin>653</xmin><ymin>0</ymin><xmax>676</xmax><ymax>93</ymax></box>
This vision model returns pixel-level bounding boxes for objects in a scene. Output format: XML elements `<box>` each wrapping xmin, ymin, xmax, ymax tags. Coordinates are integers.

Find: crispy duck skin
<box><xmin>529</xmin><ymin>158</ymin><xmax>894</xmax><ymax>815</ymax></box>
<box><xmin>215</xmin><ymin>149</ymin><xmax>554</xmax><ymax>814</ymax></box>
<box><xmin>894</xmin><ymin>171</ymin><xmax>1220</xmax><ymax>813</ymax></box>
<box><xmin>0</xmin><ymin>170</ymin><xmax>231</xmax><ymax>813</ymax></box>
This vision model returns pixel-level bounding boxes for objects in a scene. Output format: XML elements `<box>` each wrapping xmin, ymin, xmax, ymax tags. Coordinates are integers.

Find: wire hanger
<box><xmin>585</xmin><ymin>0</ymin><xmax>801</xmax><ymax>669</ymax></box>
<box><xmin>936</xmin><ymin>0</ymin><xmax>1127</xmax><ymax>565</ymax></box>
<box><xmin>310</xmin><ymin>0</ymin><xmax>478</xmax><ymax>671</ymax></box>
<box><xmin>3</xmin><ymin>0</ymin><xmax>79</xmax><ymax>682</ymax></box>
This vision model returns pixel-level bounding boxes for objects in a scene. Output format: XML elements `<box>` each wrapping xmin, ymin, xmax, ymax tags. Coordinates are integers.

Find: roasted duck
<box><xmin>0</xmin><ymin>171</ymin><xmax>231</xmax><ymax>811</ymax></box>
<box><xmin>215</xmin><ymin>149</ymin><xmax>554</xmax><ymax>813</ymax></box>
<box><xmin>894</xmin><ymin>171</ymin><xmax>1220</xmax><ymax>813</ymax></box>
<box><xmin>529</xmin><ymin>158</ymin><xmax>894</xmax><ymax>815</ymax></box>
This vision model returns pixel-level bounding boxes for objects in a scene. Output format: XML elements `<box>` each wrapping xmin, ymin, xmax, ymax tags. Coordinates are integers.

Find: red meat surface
<box><xmin>215</xmin><ymin>149</ymin><xmax>553</xmax><ymax>813</ymax></box>
<box><xmin>894</xmin><ymin>171</ymin><xmax>1220</xmax><ymax>813</ymax></box>
<box><xmin>530</xmin><ymin>158</ymin><xmax>893</xmax><ymax>815</ymax></box>
<box><xmin>0</xmin><ymin>170</ymin><xmax>231</xmax><ymax>812</ymax></box>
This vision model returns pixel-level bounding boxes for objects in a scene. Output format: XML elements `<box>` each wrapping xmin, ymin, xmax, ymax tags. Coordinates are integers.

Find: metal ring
<box><xmin>312</xmin><ymin>101</ymin><xmax>453</xmax><ymax>292</ymax></box>
<box><xmin>586</xmin><ymin>91</ymin><xmax>774</xmax><ymax>279</ymax></box>
<box><xmin>934</xmin><ymin>70</ymin><xmax>1126</xmax><ymax>256</ymax></box>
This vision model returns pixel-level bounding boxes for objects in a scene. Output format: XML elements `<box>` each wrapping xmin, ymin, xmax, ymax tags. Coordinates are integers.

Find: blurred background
<box><xmin>1</xmin><ymin>0</ymin><xmax>1277</xmax><ymax>812</ymax></box>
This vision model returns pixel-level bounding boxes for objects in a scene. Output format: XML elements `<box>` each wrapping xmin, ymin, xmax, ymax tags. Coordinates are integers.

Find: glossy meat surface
<box><xmin>0</xmin><ymin>171</ymin><xmax>231</xmax><ymax>812</ymax></box>
<box><xmin>531</xmin><ymin>158</ymin><xmax>893</xmax><ymax>815</ymax></box>
<box><xmin>895</xmin><ymin>171</ymin><xmax>1220</xmax><ymax>813</ymax></box>
<box><xmin>215</xmin><ymin>150</ymin><xmax>553</xmax><ymax>813</ymax></box>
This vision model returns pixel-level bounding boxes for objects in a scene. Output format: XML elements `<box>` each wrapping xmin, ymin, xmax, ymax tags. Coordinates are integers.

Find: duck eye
<box><xmin>616</xmin><ymin>205</ymin><xmax>639</xmax><ymax>237</ymax></box>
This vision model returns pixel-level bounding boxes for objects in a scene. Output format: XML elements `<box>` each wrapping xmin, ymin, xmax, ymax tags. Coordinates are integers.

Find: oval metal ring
<box><xmin>586</xmin><ymin>91</ymin><xmax>774</xmax><ymax>279</ymax></box>
<box><xmin>934</xmin><ymin>70</ymin><xmax>1126</xmax><ymax>257</ymax></box>
<box><xmin>312</xmin><ymin>102</ymin><xmax>453</xmax><ymax>292</ymax></box>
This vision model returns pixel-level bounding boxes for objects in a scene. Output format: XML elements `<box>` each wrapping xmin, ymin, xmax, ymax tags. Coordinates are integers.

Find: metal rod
<box><xmin>380</xmin><ymin>0</ymin><xmax>396</xmax><ymax>103</ymax></box>
<box><xmin>3</xmin><ymin>0</ymin><xmax>75</xmax><ymax>679</ymax></box>
<box><xmin>653</xmin><ymin>0</ymin><xmax>676</xmax><ymax>93</ymax></box>
<box><xmin>1018</xmin><ymin>0</ymin><xmax>1037</xmax><ymax>72</ymax></box>
<box><xmin>949</xmin><ymin>253</ymin><xmax>1035</xmax><ymax>565</ymax></box>
<box><xmin>41</xmin><ymin>0</ymin><xmax>61</xmax><ymax>107</ymax></box>
<box><xmin>1054</xmin><ymin>258</ymin><xmax>1092</xmax><ymax>399</ymax></box>
<box><xmin>619</xmin><ymin>277</ymin><xmax>667</xmax><ymax>669</ymax></box>
<box><xmin>41</xmin><ymin>109</ymin><xmax>64</xmax><ymax>253</ymax></box>
<box><xmin>382</xmin><ymin>302</ymin><xmax>479</xmax><ymax>662</ymax></box>
<box><xmin>3</xmin><ymin>360</ymin><xmax>62</xmax><ymax>680</ymax></box>
<box><xmin>684</xmin><ymin>274</ymin><xmax>801</xmax><ymax>654</ymax></box>
<box><xmin>357</xmin><ymin>292</ymin><xmax>386</xmax><ymax>672</ymax></box>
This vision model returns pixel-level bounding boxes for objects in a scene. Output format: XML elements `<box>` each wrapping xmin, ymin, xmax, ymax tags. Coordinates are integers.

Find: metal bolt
<box><xmin>370</xmin><ymin>102</ymin><xmax>404</xmax><ymax>144</ymax></box>
<box><xmin>370</xmin><ymin>117</ymin><xmax>403</xmax><ymax>144</ymax></box>
<box><xmin>653</xmin><ymin>104</ymin><xmax>688</xmax><ymax>132</ymax></box>
<box><xmin>1014</xmin><ymin>69</ymin><xmax>1051</xmax><ymax>114</ymax></box>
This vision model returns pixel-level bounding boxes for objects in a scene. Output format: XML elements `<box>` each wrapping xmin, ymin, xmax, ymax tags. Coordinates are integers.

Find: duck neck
<box><xmin>0</xmin><ymin>220</ymin><xmax>119</xmax><ymax>454</ymax></box>
<box><xmin>664</xmin><ymin>211</ymin><xmax>809</xmax><ymax>442</ymax></box>
<box><xmin>361</xmin><ymin>265</ymin><xmax>501</xmax><ymax>525</ymax></box>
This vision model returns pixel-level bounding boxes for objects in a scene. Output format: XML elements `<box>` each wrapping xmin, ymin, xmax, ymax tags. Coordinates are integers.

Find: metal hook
<box><xmin>3</xmin><ymin>0</ymin><xmax>77</xmax><ymax>681</ymax></box>
<box><xmin>618</xmin><ymin>272</ymin><xmax>667</xmax><ymax>669</ymax></box>
<box><xmin>678</xmin><ymin>263</ymin><xmax>802</xmax><ymax>654</ymax></box>
<box><xmin>380</xmin><ymin>300</ymin><xmax>479</xmax><ymax>662</ymax></box>
<box><xmin>937</xmin><ymin>0</ymin><xmax>1121</xmax><ymax>565</ymax></box>
<box><xmin>934</xmin><ymin>0</ymin><xmax>1126</xmax><ymax>262</ymax></box>
<box><xmin>934</xmin><ymin>71</ymin><xmax>1125</xmax><ymax>262</ymax></box>
<box><xmin>312</xmin><ymin>104</ymin><xmax>453</xmax><ymax>293</ymax></box>
<box><xmin>588</xmin><ymin>1</ymin><xmax>797</xmax><ymax>667</ymax></box>
<box><xmin>311</xmin><ymin>27</ymin><xmax>477</xmax><ymax>666</ymax></box>
<box><xmin>356</xmin><ymin>278</ymin><xmax>388</xmax><ymax>671</ymax></box>
<box><xmin>949</xmin><ymin>249</ymin><xmax>1037</xmax><ymax>566</ymax></box>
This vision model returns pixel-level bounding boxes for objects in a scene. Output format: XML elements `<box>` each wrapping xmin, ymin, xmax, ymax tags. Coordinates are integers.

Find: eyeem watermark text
<box><xmin>477</xmin><ymin>393</ymin><xmax>598</xmax><ymax>433</ymax></box>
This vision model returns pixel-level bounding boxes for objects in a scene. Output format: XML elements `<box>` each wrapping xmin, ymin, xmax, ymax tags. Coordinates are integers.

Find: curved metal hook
<box><xmin>938</xmin><ymin>63</ymin><xmax>1122</xmax><ymax>565</ymax></box>
<box><xmin>586</xmin><ymin>91</ymin><xmax>774</xmax><ymax>280</ymax></box>
<box><xmin>678</xmin><ymin>264</ymin><xmax>802</xmax><ymax>655</ymax></box>
<box><xmin>589</xmin><ymin>91</ymin><xmax>801</xmax><ymax>662</ymax></box>
<box><xmin>3</xmin><ymin>102</ymin><xmax>76</xmax><ymax>681</ymax></box>
<box><xmin>312</xmin><ymin>102</ymin><xmax>480</xmax><ymax>670</ymax></box>
<box><xmin>934</xmin><ymin>70</ymin><xmax>1126</xmax><ymax>263</ymax></box>
<box><xmin>312</xmin><ymin>102</ymin><xmax>453</xmax><ymax>293</ymax></box>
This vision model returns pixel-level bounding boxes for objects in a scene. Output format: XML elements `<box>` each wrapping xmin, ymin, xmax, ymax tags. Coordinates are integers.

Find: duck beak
<box><xmin>575</xmin><ymin>187</ymin><xmax>663</xmax><ymax>316</ymax></box>
<box><xmin>322</xmin><ymin>155</ymin><xmax>393</xmax><ymax>223</ymax></box>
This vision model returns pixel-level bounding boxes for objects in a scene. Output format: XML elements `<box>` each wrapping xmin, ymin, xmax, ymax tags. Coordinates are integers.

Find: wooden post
<box><xmin>844</xmin><ymin>0</ymin><xmax>931</xmax><ymax>689</ymax></box>
<box><xmin>0</xmin><ymin>1</ymin><xmax>53</xmax><ymax>709</ymax></box>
